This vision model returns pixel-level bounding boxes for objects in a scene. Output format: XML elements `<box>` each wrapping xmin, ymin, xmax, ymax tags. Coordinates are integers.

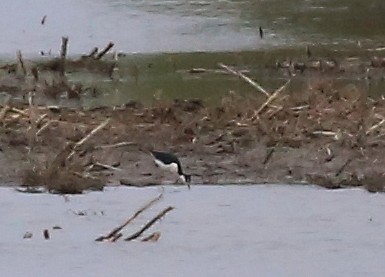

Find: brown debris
<box><xmin>95</xmin><ymin>191</ymin><xmax>163</xmax><ymax>242</ymax></box>
<box><xmin>43</xmin><ymin>229</ymin><xmax>50</xmax><ymax>240</ymax></box>
<box><xmin>0</xmin><ymin>45</ymin><xmax>384</xmax><ymax>191</ymax></box>
<box><xmin>124</xmin><ymin>206</ymin><xmax>174</xmax><ymax>241</ymax></box>
<box><xmin>141</xmin><ymin>232</ymin><xmax>161</xmax><ymax>242</ymax></box>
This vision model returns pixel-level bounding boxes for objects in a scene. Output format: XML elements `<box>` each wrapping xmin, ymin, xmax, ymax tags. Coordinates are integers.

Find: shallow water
<box><xmin>1</xmin><ymin>1</ymin><xmax>385</xmax><ymax>106</ymax></box>
<box><xmin>2</xmin><ymin>185</ymin><xmax>385</xmax><ymax>277</ymax></box>
<box><xmin>1</xmin><ymin>0</ymin><xmax>384</xmax><ymax>56</ymax></box>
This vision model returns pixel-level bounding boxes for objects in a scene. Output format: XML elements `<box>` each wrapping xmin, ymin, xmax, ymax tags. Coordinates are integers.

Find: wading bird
<box><xmin>150</xmin><ymin>151</ymin><xmax>191</xmax><ymax>188</ymax></box>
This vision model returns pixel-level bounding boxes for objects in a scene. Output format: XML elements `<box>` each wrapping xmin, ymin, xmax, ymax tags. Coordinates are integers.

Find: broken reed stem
<box><xmin>67</xmin><ymin>118</ymin><xmax>111</xmax><ymax>161</ymax></box>
<box><xmin>95</xmin><ymin>191</ymin><xmax>164</xmax><ymax>242</ymax></box>
<box><xmin>94</xmin><ymin>141</ymin><xmax>137</xmax><ymax>150</ymax></box>
<box><xmin>263</xmin><ymin>147</ymin><xmax>275</xmax><ymax>165</ymax></box>
<box><xmin>10</xmin><ymin>107</ymin><xmax>29</xmax><ymax>117</ymax></box>
<box><xmin>93</xmin><ymin>162</ymin><xmax>122</xmax><ymax>171</ymax></box>
<box><xmin>141</xmin><ymin>231</ymin><xmax>161</xmax><ymax>242</ymax></box>
<box><xmin>95</xmin><ymin>42</ymin><xmax>114</xmax><ymax>60</ymax></box>
<box><xmin>366</xmin><ymin>119</ymin><xmax>385</xmax><ymax>135</ymax></box>
<box><xmin>87</xmin><ymin>47</ymin><xmax>99</xmax><ymax>58</ymax></box>
<box><xmin>111</xmin><ymin>233</ymin><xmax>123</xmax><ymax>242</ymax></box>
<box><xmin>16</xmin><ymin>50</ymin><xmax>27</xmax><ymax>76</ymax></box>
<box><xmin>36</xmin><ymin>113</ymin><xmax>48</xmax><ymax>126</ymax></box>
<box><xmin>0</xmin><ymin>95</ymin><xmax>11</xmax><ymax>122</ymax></box>
<box><xmin>124</xmin><ymin>206</ymin><xmax>174</xmax><ymax>241</ymax></box>
<box><xmin>252</xmin><ymin>79</ymin><xmax>291</xmax><ymax>120</ymax></box>
<box><xmin>218</xmin><ymin>63</ymin><xmax>270</xmax><ymax>97</ymax></box>
<box><xmin>0</xmin><ymin>105</ymin><xmax>10</xmax><ymax>122</ymax></box>
<box><xmin>36</xmin><ymin>119</ymin><xmax>58</xmax><ymax>136</ymax></box>
<box><xmin>60</xmin><ymin>36</ymin><xmax>69</xmax><ymax>77</ymax></box>
<box><xmin>28</xmin><ymin>92</ymin><xmax>38</xmax><ymax>148</ymax></box>
<box><xmin>335</xmin><ymin>157</ymin><xmax>353</xmax><ymax>177</ymax></box>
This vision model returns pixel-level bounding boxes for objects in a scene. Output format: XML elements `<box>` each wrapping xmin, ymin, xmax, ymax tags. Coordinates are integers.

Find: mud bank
<box><xmin>0</xmin><ymin>83</ymin><xmax>384</xmax><ymax>193</ymax></box>
<box><xmin>1</xmin><ymin>41</ymin><xmax>385</xmax><ymax>193</ymax></box>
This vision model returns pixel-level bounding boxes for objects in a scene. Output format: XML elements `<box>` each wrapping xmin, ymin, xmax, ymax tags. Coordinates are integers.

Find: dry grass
<box><xmin>1</xmin><ymin>74</ymin><xmax>385</xmax><ymax>189</ymax></box>
<box><xmin>21</xmin><ymin>144</ymin><xmax>105</xmax><ymax>194</ymax></box>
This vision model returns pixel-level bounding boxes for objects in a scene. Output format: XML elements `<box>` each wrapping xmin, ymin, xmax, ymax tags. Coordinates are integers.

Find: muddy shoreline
<box><xmin>1</xmin><ymin>43</ymin><xmax>385</xmax><ymax>193</ymax></box>
<box><xmin>1</xmin><ymin>87</ymin><xmax>384</xmax><ymax>193</ymax></box>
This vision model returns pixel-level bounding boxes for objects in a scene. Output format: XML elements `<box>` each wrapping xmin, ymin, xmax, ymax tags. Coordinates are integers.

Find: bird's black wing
<box><xmin>151</xmin><ymin>151</ymin><xmax>179</xmax><ymax>165</ymax></box>
<box><xmin>151</xmin><ymin>151</ymin><xmax>184</xmax><ymax>175</ymax></box>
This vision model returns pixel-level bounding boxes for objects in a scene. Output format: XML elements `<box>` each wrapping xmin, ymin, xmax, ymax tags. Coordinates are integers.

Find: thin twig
<box><xmin>95</xmin><ymin>191</ymin><xmax>164</xmax><ymax>242</ymax></box>
<box><xmin>141</xmin><ymin>232</ymin><xmax>161</xmax><ymax>242</ymax></box>
<box><xmin>10</xmin><ymin>107</ymin><xmax>29</xmax><ymax>117</ymax></box>
<box><xmin>87</xmin><ymin>47</ymin><xmax>99</xmax><ymax>58</ymax></box>
<box><xmin>0</xmin><ymin>105</ymin><xmax>10</xmax><ymax>122</ymax></box>
<box><xmin>60</xmin><ymin>36</ymin><xmax>69</xmax><ymax>77</ymax></box>
<box><xmin>36</xmin><ymin>113</ymin><xmax>48</xmax><ymax>126</ymax></box>
<box><xmin>95</xmin><ymin>42</ymin><xmax>114</xmax><ymax>60</ymax></box>
<box><xmin>218</xmin><ymin>63</ymin><xmax>270</xmax><ymax>97</ymax></box>
<box><xmin>335</xmin><ymin>158</ymin><xmax>353</xmax><ymax>177</ymax></box>
<box><xmin>124</xmin><ymin>206</ymin><xmax>174</xmax><ymax>241</ymax></box>
<box><xmin>312</xmin><ymin>131</ymin><xmax>337</xmax><ymax>137</ymax></box>
<box><xmin>28</xmin><ymin>91</ymin><xmax>37</xmax><ymax>148</ymax></box>
<box><xmin>67</xmin><ymin>118</ymin><xmax>111</xmax><ymax>161</ymax></box>
<box><xmin>111</xmin><ymin>233</ymin><xmax>123</xmax><ymax>242</ymax></box>
<box><xmin>366</xmin><ymin>119</ymin><xmax>385</xmax><ymax>135</ymax></box>
<box><xmin>36</xmin><ymin>120</ymin><xmax>59</xmax><ymax>136</ymax></box>
<box><xmin>16</xmin><ymin>50</ymin><xmax>27</xmax><ymax>76</ymax></box>
<box><xmin>263</xmin><ymin>147</ymin><xmax>275</xmax><ymax>165</ymax></box>
<box><xmin>91</xmin><ymin>162</ymin><xmax>122</xmax><ymax>172</ymax></box>
<box><xmin>252</xmin><ymin>79</ymin><xmax>291</xmax><ymax>120</ymax></box>
<box><xmin>94</xmin><ymin>141</ymin><xmax>137</xmax><ymax>150</ymax></box>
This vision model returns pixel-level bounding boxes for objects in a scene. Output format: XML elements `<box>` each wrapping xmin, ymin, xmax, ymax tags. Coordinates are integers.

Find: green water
<box><xmin>2</xmin><ymin>0</ymin><xmax>385</xmax><ymax>106</ymax></box>
<box><xmin>62</xmin><ymin>45</ymin><xmax>385</xmax><ymax>108</ymax></box>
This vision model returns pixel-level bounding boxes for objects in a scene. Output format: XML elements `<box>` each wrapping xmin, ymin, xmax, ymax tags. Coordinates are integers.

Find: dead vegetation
<box><xmin>96</xmin><ymin>190</ymin><xmax>172</xmax><ymax>242</ymax></box>
<box><xmin>0</xmin><ymin>41</ymin><xmax>385</xmax><ymax>193</ymax></box>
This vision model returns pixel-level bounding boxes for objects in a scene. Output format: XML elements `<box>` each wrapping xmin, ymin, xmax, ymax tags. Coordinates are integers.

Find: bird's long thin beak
<box><xmin>179</xmin><ymin>175</ymin><xmax>191</xmax><ymax>189</ymax></box>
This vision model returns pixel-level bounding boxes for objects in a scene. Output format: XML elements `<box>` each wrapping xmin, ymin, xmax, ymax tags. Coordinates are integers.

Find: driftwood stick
<box><xmin>263</xmin><ymin>147</ymin><xmax>275</xmax><ymax>165</ymax></box>
<box><xmin>218</xmin><ymin>63</ymin><xmax>270</xmax><ymax>97</ymax></box>
<box><xmin>141</xmin><ymin>231</ymin><xmax>161</xmax><ymax>242</ymax></box>
<box><xmin>10</xmin><ymin>107</ymin><xmax>29</xmax><ymax>117</ymax></box>
<box><xmin>252</xmin><ymin>79</ymin><xmax>291</xmax><ymax>120</ymax></box>
<box><xmin>94</xmin><ymin>141</ymin><xmax>137</xmax><ymax>150</ymax></box>
<box><xmin>41</xmin><ymin>15</ymin><xmax>47</xmax><ymax>25</ymax></box>
<box><xmin>95</xmin><ymin>191</ymin><xmax>164</xmax><ymax>242</ymax></box>
<box><xmin>36</xmin><ymin>113</ymin><xmax>48</xmax><ymax>126</ymax></box>
<box><xmin>96</xmin><ymin>42</ymin><xmax>114</xmax><ymax>60</ymax></box>
<box><xmin>111</xmin><ymin>233</ymin><xmax>123</xmax><ymax>242</ymax></box>
<box><xmin>60</xmin><ymin>36</ymin><xmax>69</xmax><ymax>76</ymax></box>
<box><xmin>87</xmin><ymin>47</ymin><xmax>99</xmax><ymax>58</ymax></box>
<box><xmin>0</xmin><ymin>95</ymin><xmax>12</xmax><ymax>122</ymax></box>
<box><xmin>335</xmin><ymin>157</ymin><xmax>353</xmax><ymax>177</ymax></box>
<box><xmin>124</xmin><ymin>206</ymin><xmax>174</xmax><ymax>241</ymax></box>
<box><xmin>92</xmin><ymin>162</ymin><xmax>122</xmax><ymax>171</ymax></box>
<box><xmin>36</xmin><ymin>120</ymin><xmax>58</xmax><ymax>136</ymax></box>
<box><xmin>366</xmin><ymin>119</ymin><xmax>385</xmax><ymax>135</ymax></box>
<box><xmin>16</xmin><ymin>50</ymin><xmax>27</xmax><ymax>76</ymax></box>
<box><xmin>312</xmin><ymin>131</ymin><xmax>337</xmax><ymax>137</ymax></box>
<box><xmin>27</xmin><ymin>92</ymin><xmax>38</xmax><ymax>148</ymax></box>
<box><xmin>67</xmin><ymin>118</ymin><xmax>111</xmax><ymax>161</ymax></box>
<box><xmin>0</xmin><ymin>103</ymin><xmax>10</xmax><ymax>122</ymax></box>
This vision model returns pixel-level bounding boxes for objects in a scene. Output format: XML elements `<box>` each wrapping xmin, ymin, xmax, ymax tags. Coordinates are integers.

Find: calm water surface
<box><xmin>0</xmin><ymin>0</ymin><xmax>384</xmax><ymax>56</ymax></box>
<box><xmin>1</xmin><ymin>0</ymin><xmax>385</xmax><ymax>106</ymax></box>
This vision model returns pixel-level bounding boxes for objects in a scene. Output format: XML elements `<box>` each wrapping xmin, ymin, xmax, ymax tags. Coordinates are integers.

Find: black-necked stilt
<box><xmin>150</xmin><ymin>151</ymin><xmax>191</xmax><ymax>188</ymax></box>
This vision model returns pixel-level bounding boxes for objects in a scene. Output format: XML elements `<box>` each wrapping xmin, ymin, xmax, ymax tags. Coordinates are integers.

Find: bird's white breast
<box><xmin>154</xmin><ymin>159</ymin><xmax>179</xmax><ymax>174</ymax></box>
